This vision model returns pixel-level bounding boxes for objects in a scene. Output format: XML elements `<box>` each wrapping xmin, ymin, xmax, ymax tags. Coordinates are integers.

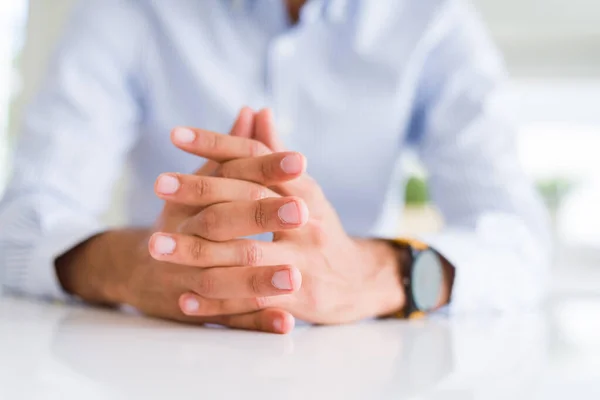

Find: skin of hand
<box><xmin>57</xmin><ymin>108</ymin><xmax>305</xmax><ymax>334</ymax></box>
<box><xmin>56</xmin><ymin>107</ymin><xmax>406</xmax><ymax>333</ymax></box>
<box><xmin>149</xmin><ymin>108</ymin><xmax>407</xmax><ymax>326</ymax></box>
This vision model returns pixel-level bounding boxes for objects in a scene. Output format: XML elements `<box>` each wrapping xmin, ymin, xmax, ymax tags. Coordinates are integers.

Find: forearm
<box><xmin>55</xmin><ymin>228</ymin><xmax>150</xmax><ymax>306</ymax></box>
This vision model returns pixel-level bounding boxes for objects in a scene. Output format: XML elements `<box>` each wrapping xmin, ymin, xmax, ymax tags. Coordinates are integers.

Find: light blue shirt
<box><xmin>0</xmin><ymin>0</ymin><xmax>550</xmax><ymax>313</ymax></box>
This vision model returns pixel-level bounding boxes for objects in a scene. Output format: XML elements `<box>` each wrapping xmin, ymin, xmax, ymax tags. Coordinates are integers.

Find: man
<box><xmin>0</xmin><ymin>0</ymin><xmax>550</xmax><ymax>334</ymax></box>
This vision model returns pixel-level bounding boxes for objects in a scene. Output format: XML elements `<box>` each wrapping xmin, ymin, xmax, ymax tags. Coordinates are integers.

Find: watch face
<box><xmin>412</xmin><ymin>250</ymin><xmax>444</xmax><ymax>312</ymax></box>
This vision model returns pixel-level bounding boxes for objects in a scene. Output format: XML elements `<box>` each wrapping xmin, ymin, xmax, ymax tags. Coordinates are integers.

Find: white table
<box><xmin>1</xmin><ymin>295</ymin><xmax>599</xmax><ymax>400</ymax></box>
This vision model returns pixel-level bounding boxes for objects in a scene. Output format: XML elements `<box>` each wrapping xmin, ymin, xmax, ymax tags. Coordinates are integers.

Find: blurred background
<box><xmin>0</xmin><ymin>1</ymin><xmax>599</xmax><ymax>293</ymax></box>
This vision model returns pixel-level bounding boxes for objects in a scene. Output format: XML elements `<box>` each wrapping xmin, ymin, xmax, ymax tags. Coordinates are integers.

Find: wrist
<box><xmin>356</xmin><ymin>239</ymin><xmax>408</xmax><ymax>318</ymax></box>
<box><xmin>55</xmin><ymin>228</ymin><xmax>150</xmax><ymax>306</ymax></box>
<box><xmin>55</xmin><ymin>232</ymin><xmax>113</xmax><ymax>305</ymax></box>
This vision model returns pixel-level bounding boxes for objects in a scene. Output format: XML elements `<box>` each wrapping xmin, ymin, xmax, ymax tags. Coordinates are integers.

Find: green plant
<box><xmin>405</xmin><ymin>176</ymin><xmax>429</xmax><ymax>206</ymax></box>
<box><xmin>403</xmin><ymin>175</ymin><xmax>574</xmax><ymax>209</ymax></box>
<box><xmin>536</xmin><ymin>178</ymin><xmax>574</xmax><ymax>210</ymax></box>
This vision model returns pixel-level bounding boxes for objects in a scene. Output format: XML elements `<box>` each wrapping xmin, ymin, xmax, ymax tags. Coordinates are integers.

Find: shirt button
<box><xmin>277</xmin><ymin>116</ymin><xmax>294</xmax><ymax>138</ymax></box>
<box><xmin>276</xmin><ymin>38</ymin><xmax>296</xmax><ymax>59</ymax></box>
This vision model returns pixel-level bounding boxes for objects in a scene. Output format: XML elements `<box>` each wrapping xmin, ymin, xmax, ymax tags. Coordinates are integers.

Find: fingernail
<box><xmin>183</xmin><ymin>297</ymin><xmax>200</xmax><ymax>313</ymax></box>
<box><xmin>278</xmin><ymin>202</ymin><xmax>301</xmax><ymax>224</ymax></box>
<box><xmin>156</xmin><ymin>174</ymin><xmax>180</xmax><ymax>194</ymax></box>
<box><xmin>173</xmin><ymin>128</ymin><xmax>196</xmax><ymax>144</ymax></box>
<box><xmin>272</xmin><ymin>270</ymin><xmax>293</xmax><ymax>290</ymax></box>
<box><xmin>154</xmin><ymin>235</ymin><xmax>176</xmax><ymax>255</ymax></box>
<box><xmin>273</xmin><ymin>318</ymin><xmax>283</xmax><ymax>333</ymax></box>
<box><xmin>280</xmin><ymin>154</ymin><xmax>303</xmax><ymax>174</ymax></box>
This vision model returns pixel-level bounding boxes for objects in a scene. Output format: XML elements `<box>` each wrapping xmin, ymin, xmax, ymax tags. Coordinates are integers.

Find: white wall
<box><xmin>472</xmin><ymin>0</ymin><xmax>600</xmax><ymax>77</ymax></box>
<box><xmin>0</xmin><ymin>1</ymin><xmax>28</xmax><ymax>191</ymax></box>
<box><xmin>9</xmin><ymin>0</ymin><xmax>76</xmax><ymax>139</ymax></box>
<box><xmin>9</xmin><ymin>0</ymin><xmax>128</xmax><ymax>224</ymax></box>
<box><xmin>475</xmin><ymin>0</ymin><xmax>600</xmax><ymax>35</ymax></box>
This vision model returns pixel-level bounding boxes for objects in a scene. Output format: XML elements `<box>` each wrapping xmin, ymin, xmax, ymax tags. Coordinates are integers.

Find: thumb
<box><xmin>253</xmin><ymin>108</ymin><xmax>286</xmax><ymax>152</ymax></box>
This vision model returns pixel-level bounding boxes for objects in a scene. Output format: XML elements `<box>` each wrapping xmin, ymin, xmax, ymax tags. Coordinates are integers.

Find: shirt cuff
<box><xmin>1</xmin><ymin>201</ymin><xmax>105</xmax><ymax>301</ymax></box>
<box><xmin>31</xmin><ymin>219</ymin><xmax>106</xmax><ymax>300</ymax></box>
<box><xmin>418</xmin><ymin>222</ymin><xmax>548</xmax><ymax>315</ymax></box>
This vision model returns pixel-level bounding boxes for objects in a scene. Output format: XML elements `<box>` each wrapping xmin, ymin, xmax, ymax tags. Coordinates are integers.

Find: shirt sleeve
<box><xmin>0</xmin><ymin>0</ymin><xmax>147</xmax><ymax>299</ymax></box>
<box><xmin>409</xmin><ymin>1</ymin><xmax>552</xmax><ymax>314</ymax></box>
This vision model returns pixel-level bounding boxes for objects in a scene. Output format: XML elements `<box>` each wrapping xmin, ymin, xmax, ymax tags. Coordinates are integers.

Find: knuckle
<box><xmin>249</xmin><ymin>186</ymin><xmax>267</xmax><ymax>201</ymax></box>
<box><xmin>254</xmin><ymin>201</ymin><xmax>268</xmax><ymax>229</ymax></box>
<box><xmin>252</xmin><ymin>314</ymin><xmax>263</xmax><ymax>331</ymax></box>
<box><xmin>217</xmin><ymin>164</ymin><xmax>232</xmax><ymax>179</ymax></box>
<box><xmin>193</xmin><ymin>178</ymin><xmax>211</xmax><ymax>198</ymax></box>
<box><xmin>252</xmin><ymin>296</ymin><xmax>270</xmax><ymax>310</ymax></box>
<box><xmin>249</xmin><ymin>273</ymin><xmax>263</xmax><ymax>296</ymax></box>
<box><xmin>197</xmin><ymin>209</ymin><xmax>219</xmax><ymax>237</ymax></box>
<box><xmin>206</xmin><ymin>132</ymin><xmax>220</xmax><ymax>150</ymax></box>
<box><xmin>187</xmin><ymin>239</ymin><xmax>206</xmax><ymax>263</ymax></box>
<box><xmin>243</xmin><ymin>242</ymin><xmax>263</xmax><ymax>266</ymax></box>
<box><xmin>248</xmin><ymin>141</ymin><xmax>263</xmax><ymax>157</ymax></box>
<box><xmin>197</xmin><ymin>131</ymin><xmax>217</xmax><ymax>151</ymax></box>
<box><xmin>259</xmin><ymin>160</ymin><xmax>273</xmax><ymax>181</ymax></box>
<box><xmin>195</xmin><ymin>273</ymin><xmax>216</xmax><ymax>297</ymax></box>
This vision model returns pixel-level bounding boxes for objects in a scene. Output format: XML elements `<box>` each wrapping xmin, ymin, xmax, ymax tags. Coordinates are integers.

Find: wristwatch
<box><xmin>390</xmin><ymin>238</ymin><xmax>450</xmax><ymax>319</ymax></box>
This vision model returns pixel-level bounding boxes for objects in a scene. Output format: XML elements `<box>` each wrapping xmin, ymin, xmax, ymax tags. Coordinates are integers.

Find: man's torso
<box><xmin>125</xmin><ymin>0</ymin><xmax>444</xmax><ymax>237</ymax></box>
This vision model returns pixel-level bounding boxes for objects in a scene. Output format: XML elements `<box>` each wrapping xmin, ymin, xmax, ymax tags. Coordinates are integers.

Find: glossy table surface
<box><xmin>1</xmin><ymin>295</ymin><xmax>599</xmax><ymax>400</ymax></box>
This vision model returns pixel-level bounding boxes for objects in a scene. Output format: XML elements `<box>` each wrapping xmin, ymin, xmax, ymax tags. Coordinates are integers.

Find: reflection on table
<box><xmin>0</xmin><ymin>295</ymin><xmax>599</xmax><ymax>399</ymax></box>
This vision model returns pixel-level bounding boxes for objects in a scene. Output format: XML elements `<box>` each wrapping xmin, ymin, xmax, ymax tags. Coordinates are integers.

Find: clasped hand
<box><xmin>128</xmin><ymin>108</ymin><xmax>404</xmax><ymax>333</ymax></box>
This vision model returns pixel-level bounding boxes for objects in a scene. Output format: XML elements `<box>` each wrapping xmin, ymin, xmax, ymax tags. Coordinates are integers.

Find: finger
<box><xmin>217</xmin><ymin>152</ymin><xmax>306</xmax><ymax>186</ymax></box>
<box><xmin>171</xmin><ymin>126</ymin><xmax>271</xmax><ymax>163</ymax></box>
<box><xmin>230</xmin><ymin>106</ymin><xmax>256</xmax><ymax>139</ymax></box>
<box><xmin>154</xmin><ymin>173</ymin><xmax>280</xmax><ymax>206</ymax></box>
<box><xmin>254</xmin><ymin>108</ymin><xmax>286</xmax><ymax>152</ymax></box>
<box><xmin>180</xmin><ymin>197</ymin><xmax>309</xmax><ymax>241</ymax></box>
<box><xmin>179</xmin><ymin>292</ymin><xmax>292</xmax><ymax>318</ymax></box>
<box><xmin>194</xmin><ymin>107</ymin><xmax>255</xmax><ymax>176</ymax></box>
<box><xmin>203</xmin><ymin>308</ymin><xmax>295</xmax><ymax>334</ymax></box>
<box><xmin>251</xmin><ymin>108</ymin><xmax>325</xmax><ymax>207</ymax></box>
<box><xmin>180</xmin><ymin>265</ymin><xmax>302</xmax><ymax>299</ymax></box>
<box><xmin>149</xmin><ymin>233</ymin><xmax>294</xmax><ymax>267</ymax></box>
<box><xmin>277</xmin><ymin>174</ymin><xmax>327</xmax><ymax>210</ymax></box>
